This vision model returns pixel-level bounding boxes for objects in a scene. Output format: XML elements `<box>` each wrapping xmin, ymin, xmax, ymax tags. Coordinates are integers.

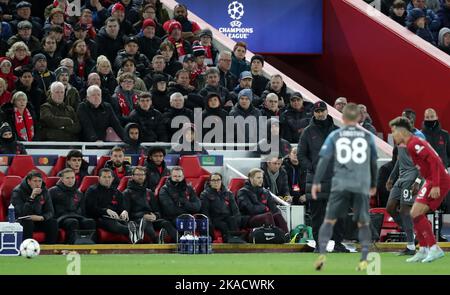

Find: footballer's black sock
<box><xmin>358</xmin><ymin>225</ymin><xmax>371</xmax><ymax>261</ymax></box>
<box><xmin>318</xmin><ymin>222</ymin><xmax>334</xmax><ymax>254</ymax></box>
<box><xmin>400</xmin><ymin>211</ymin><xmax>415</xmax><ymax>246</ymax></box>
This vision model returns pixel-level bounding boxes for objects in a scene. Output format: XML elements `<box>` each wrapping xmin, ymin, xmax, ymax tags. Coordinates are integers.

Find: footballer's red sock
<box><xmin>413</xmin><ymin>215</ymin><xmax>436</xmax><ymax>247</ymax></box>
<box><xmin>414</xmin><ymin>225</ymin><xmax>427</xmax><ymax>247</ymax></box>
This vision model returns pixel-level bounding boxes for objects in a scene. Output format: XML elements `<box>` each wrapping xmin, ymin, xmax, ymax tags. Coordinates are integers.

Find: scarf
<box><xmin>14</xmin><ymin>107</ymin><xmax>34</xmax><ymax>141</ymax></box>
<box><xmin>117</xmin><ymin>91</ymin><xmax>138</xmax><ymax>116</ymax></box>
<box><xmin>168</xmin><ymin>36</ymin><xmax>186</xmax><ymax>59</ymax></box>
<box><xmin>268</xmin><ymin>170</ymin><xmax>279</xmax><ymax>195</ymax></box>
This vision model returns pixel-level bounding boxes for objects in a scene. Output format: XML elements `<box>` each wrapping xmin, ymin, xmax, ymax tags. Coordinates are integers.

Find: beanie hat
<box><xmin>199</xmin><ymin>29</ymin><xmax>213</xmax><ymax>38</ymax></box>
<box><xmin>238</xmin><ymin>88</ymin><xmax>253</xmax><ymax>101</ymax></box>
<box><xmin>142</xmin><ymin>18</ymin><xmax>156</xmax><ymax>30</ymax></box>
<box><xmin>32</xmin><ymin>53</ymin><xmax>47</xmax><ymax>66</ymax></box>
<box><xmin>438</xmin><ymin>27</ymin><xmax>450</xmax><ymax>47</ymax></box>
<box><xmin>168</xmin><ymin>21</ymin><xmax>182</xmax><ymax>34</ymax></box>
<box><xmin>0</xmin><ymin>122</ymin><xmax>13</xmax><ymax>136</ymax></box>
<box><xmin>50</xmin><ymin>7</ymin><xmax>64</xmax><ymax>18</ymax></box>
<box><xmin>112</xmin><ymin>3</ymin><xmax>125</xmax><ymax>14</ymax></box>
<box><xmin>408</xmin><ymin>8</ymin><xmax>425</xmax><ymax>23</ymax></box>
<box><xmin>192</xmin><ymin>41</ymin><xmax>206</xmax><ymax>57</ymax></box>
<box><xmin>251</xmin><ymin>55</ymin><xmax>264</xmax><ymax>66</ymax></box>
<box><xmin>54</xmin><ymin>66</ymin><xmax>69</xmax><ymax>80</ymax></box>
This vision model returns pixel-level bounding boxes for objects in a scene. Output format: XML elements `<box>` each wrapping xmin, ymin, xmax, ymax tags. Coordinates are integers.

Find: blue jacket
<box><xmin>0</xmin><ymin>22</ymin><xmax>12</xmax><ymax>41</ymax></box>
<box><xmin>437</xmin><ymin>2</ymin><xmax>450</xmax><ymax>29</ymax></box>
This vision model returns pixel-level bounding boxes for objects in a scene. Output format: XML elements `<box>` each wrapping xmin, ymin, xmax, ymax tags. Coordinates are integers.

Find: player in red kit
<box><xmin>390</xmin><ymin>117</ymin><xmax>450</xmax><ymax>263</ymax></box>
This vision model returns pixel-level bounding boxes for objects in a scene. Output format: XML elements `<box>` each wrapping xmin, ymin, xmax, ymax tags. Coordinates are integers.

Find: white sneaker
<box><xmin>406</xmin><ymin>250</ymin><xmax>428</xmax><ymax>263</ymax></box>
<box><xmin>421</xmin><ymin>247</ymin><xmax>445</xmax><ymax>263</ymax></box>
<box><xmin>128</xmin><ymin>221</ymin><xmax>138</xmax><ymax>244</ymax></box>
<box><xmin>138</xmin><ymin>218</ymin><xmax>146</xmax><ymax>240</ymax></box>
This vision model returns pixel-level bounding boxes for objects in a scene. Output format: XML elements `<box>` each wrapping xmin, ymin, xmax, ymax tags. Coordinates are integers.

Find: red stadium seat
<box><xmin>0</xmin><ymin>176</ymin><xmax>22</xmax><ymax>221</ymax></box>
<box><xmin>7</xmin><ymin>155</ymin><xmax>47</xmax><ymax>181</ymax></box>
<box><xmin>0</xmin><ymin>170</ymin><xmax>5</xmax><ymax>187</ymax></box>
<box><xmin>79</xmin><ymin>176</ymin><xmax>99</xmax><ymax>193</ymax></box>
<box><xmin>369</xmin><ymin>208</ymin><xmax>401</xmax><ymax>241</ymax></box>
<box><xmin>96</xmin><ymin>228</ymin><xmax>130</xmax><ymax>243</ymax></box>
<box><xmin>117</xmin><ymin>176</ymin><xmax>131</xmax><ymax>192</ymax></box>
<box><xmin>92</xmin><ymin>155</ymin><xmax>111</xmax><ymax>176</ymax></box>
<box><xmin>179</xmin><ymin>156</ymin><xmax>211</xmax><ymax>195</ymax></box>
<box><xmin>49</xmin><ymin>156</ymin><xmax>66</xmax><ymax>177</ymax></box>
<box><xmin>228</xmin><ymin>177</ymin><xmax>247</xmax><ymax>197</ymax></box>
<box><xmin>45</xmin><ymin>176</ymin><xmax>60</xmax><ymax>188</ymax></box>
<box><xmin>138</xmin><ymin>155</ymin><xmax>146</xmax><ymax>166</ymax></box>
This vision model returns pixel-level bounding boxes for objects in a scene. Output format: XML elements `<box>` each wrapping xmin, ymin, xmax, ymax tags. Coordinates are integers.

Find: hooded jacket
<box><xmin>200</xmin><ymin>183</ymin><xmax>240</xmax><ymax>220</ymax></box>
<box><xmin>85</xmin><ymin>183</ymin><xmax>126</xmax><ymax>218</ymax></box>
<box><xmin>11</xmin><ymin>178</ymin><xmax>54</xmax><ymax>220</ymax></box>
<box><xmin>40</xmin><ymin>97</ymin><xmax>81</xmax><ymax>141</ymax></box>
<box><xmin>199</xmin><ymin>84</ymin><xmax>235</xmax><ymax>108</ymax></box>
<box><xmin>158</xmin><ymin>178</ymin><xmax>200</xmax><ymax>220</ymax></box>
<box><xmin>48</xmin><ymin>181</ymin><xmax>86</xmax><ymax>222</ymax></box>
<box><xmin>122</xmin><ymin>122</ymin><xmax>147</xmax><ymax>155</ymax></box>
<box><xmin>0</xmin><ymin>123</ymin><xmax>27</xmax><ymax>155</ymax></box>
<box><xmin>297</xmin><ymin>115</ymin><xmax>338</xmax><ymax>200</ymax></box>
<box><xmin>237</xmin><ymin>181</ymin><xmax>280</xmax><ymax>216</ymax></box>
<box><xmin>438</xmin><ymin>27</ymin><xmax>450</xmax><ymax>54</ymax></box>
<box><xmin>122</xmin><ymin>179</ymin><xmax>161</xmax><ymax>221</ymax></box>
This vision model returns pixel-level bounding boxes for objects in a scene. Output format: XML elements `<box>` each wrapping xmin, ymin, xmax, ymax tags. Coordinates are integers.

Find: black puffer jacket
<box><xmin>200</xmin><ymin>184</ymin><xmax>240</xmax><ymax>220</ymax></box>
<box><xmin>145</xmin><ymin>159</ymin><xmax>170</xmax><ymax>192</ymax></box>
<box><xmin>237</xmin><ymin>182</ymin><xmax>279</xmax><ymax>217</ymax></box>
<box><xmin>122</xmin><ymin>179</ymin><xmax>161</xmax><ymax>221</ymax></box>
<box><xmin>162</xmin><ymin>107</ymin><xmax>194</xmax><ymax>139</ymax></box>
<box><xmin>280</xmin><ymin>102</ymin><xmax>314</xmax><ymax>143</ymax></box>
<box><xmin>122</xmin><ymin>122</ymin><xmax>148</xmax><ymax>155</ymax></box>
<box><xmin>158</xmin><ymin>178</ymin><xmax>200</xmax><ymax>220</ymax></box>
<box><xmin>229</xmin><ymin>104</ymin><xmax>262</xmax><ymax>143</ymax></box>
<box><xmin>128</xmin><ymin>105</ymin><xmax>168</xmax><ymax>142</ymax></box>
<box><xmin>85</xmin><ymin>183</ymin><xmax>126</xmax><ymax>218</ymax></box>
<box><xmin>167</xmin><ymin>83</ymin><xmax>204</xmax><ymax>110</ymax></box>
<box><xmin>297</xmin><ymin>115</ymin><xmax>338</xmax><ymax>200</ymax></box>
<box><xmin>95</xmin><ymin>27</ymin><xmax>124</xmax><ymax>63</ymax></box>
<box><xmin>11</xmin><ymin>178</ymin><xmax>54</xmax><ymax>220</ymax></box>
<box><xmin>48</xmin><ymin>181</ymin><xmax>86</xmax><ymax>222</ymax></box>
<box><xmin>136</xmin><ymin>34</ymin><xmax>162</xmax><ymax>61</ymax></box>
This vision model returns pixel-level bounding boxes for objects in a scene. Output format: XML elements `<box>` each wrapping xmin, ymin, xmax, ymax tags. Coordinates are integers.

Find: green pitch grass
<box><xmin>1</xmin><ymin>253</ymin><xmax>449</xmax><ymax>275</ymax></box>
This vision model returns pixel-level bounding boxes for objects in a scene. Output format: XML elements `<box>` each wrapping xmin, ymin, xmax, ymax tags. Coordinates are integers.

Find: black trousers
<box><xmin>247</xmin><ymin>212</ymin><xmax>289</xmax><ymax>234</ymax></box>
<box><xmin>20</xmin><ymin>218</ymin><xmax>59</xmax><ymax>244</ymax></box>
<box><xmin>133</xmin><ymin>218</ymin><xmax>177</xmax><ymax>243</ymax></box>
<box><xmin>310</xmin><ymin>199</ymin><xmax>345</xmax><ymax>244</ymax></box>
<box><xmin>97</xmin><ymin>218</ymin><xmax>129</xmax><ymax>236</ymax></box>
<box><xmin>210</xmin><ymin>215</ymin><xmax>240</xmax><ymax>242</ymax></box>
<box><xmin>59</xmin><ymin>217</ymin><xmax>96</xmax><ymax>244</ymax></box>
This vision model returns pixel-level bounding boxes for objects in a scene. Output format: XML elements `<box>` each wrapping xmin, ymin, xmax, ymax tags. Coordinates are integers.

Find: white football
<box><xmin>20</xmin><ymin>239</ymin><xmax>40</xmax><ymax>258</ymax></box>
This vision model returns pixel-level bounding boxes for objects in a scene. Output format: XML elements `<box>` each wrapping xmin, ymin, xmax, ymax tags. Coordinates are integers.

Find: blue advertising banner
<box><xmin>182</xmin><ymin>0</ymin><xmax>323</xmax><ymax>54</ymax></box>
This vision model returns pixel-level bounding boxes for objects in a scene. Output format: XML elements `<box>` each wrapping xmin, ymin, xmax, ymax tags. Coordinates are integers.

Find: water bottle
<box><xmin>194</xmin><ymin>235</ymin><xmax>199</xmax><ymax>254</ymax></box>
<box><xmin>186</xmin><ymin>234</ymin><xmax>194</xmax><ymax>254</ymax></box>
<box><xmin>198</xmin><ymin>235</ymin><xmax>207</xmax><ymax>254</ymax></box>
<box><xmin>207</xmin><ymin>236</ymin><xmax>212</xmax><ymax>254</ymax></box>
<box><xmin>8</xmin><ymin>204</ymin><xmax>15</xmax><ymax>223</ymax></box>
<box><xmin>179</xmin><ymin>235</ymin><xmax>187</xmax><ymax>254</ymax></box>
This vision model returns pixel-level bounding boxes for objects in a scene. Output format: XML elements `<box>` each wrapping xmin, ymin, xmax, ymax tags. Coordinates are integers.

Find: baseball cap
<box><xmin>313</xmin><ymin>101</ymin><xmax>327</xmax><ymax>111</ymax></box>
<box><xmin>239</xmin><ymin>71</ymin><xmax>252</xmax><ymax>80</ymax></box>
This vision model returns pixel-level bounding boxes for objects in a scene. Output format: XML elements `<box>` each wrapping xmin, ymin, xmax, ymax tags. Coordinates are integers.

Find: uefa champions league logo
<box><xmin>228</xmin><ymin>1</ymin><xmax>244</xmax><ymax>28</ymax></box>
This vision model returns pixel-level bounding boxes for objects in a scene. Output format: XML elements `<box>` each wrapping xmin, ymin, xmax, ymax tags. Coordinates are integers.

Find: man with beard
<box><xmin>49</xmin><ymin>168</ymin><xmax>96</xmax><ymax>244</ymax></box>
<box><xmin>421</xmin><ymin>108</ymin><xmax>449</xmax><ymax>168</ymax></box>
<box><xmin>159</xmin><ymin>166</ymin><xmax>201</xmax><ymax>226</ymax></box>
<box><xmin>103</xmin><ymin>146</ymin><xmax>132</xmax><ymax>189</ymax></box>
<box><xmin>123</xmin><ymin>166</ymin><xmax>177</xmax><ymax>243</ymax></box>
<box><xmin>122</xmin><ymin>122</ymin><xmax>147</xmax><ymax>155</ymax></box>
<box><xmin>298</xmin><ymin>101</ymin><xmax>349</xmax><ymax>253</ymax></box>
<box><xmin>145</xmin><ymin>146</ymin><xmax>170</xmax><ymax>192</ymax></box>
<box><xmin>163</xmin><ymin>4</ymin><xmax>201</xmax><ymax>43</ymax></box>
